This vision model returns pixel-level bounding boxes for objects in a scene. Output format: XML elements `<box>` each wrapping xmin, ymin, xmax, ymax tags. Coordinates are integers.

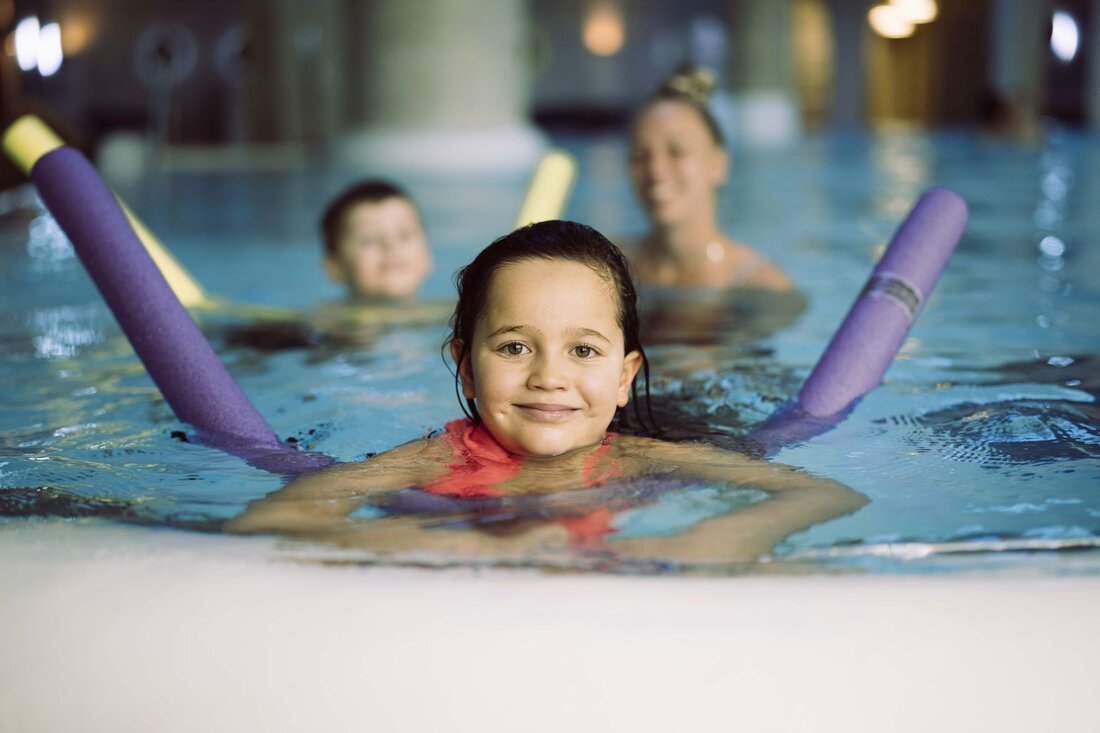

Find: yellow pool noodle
<box><xmin>2</xmin><ymin>115</ymin><xmax>211</xmax><ymax>308</ymax></box>
<box><xmin>513</xmin><ymin>148</ymin><xmax>577</xmax><ymax>229</ymax></box>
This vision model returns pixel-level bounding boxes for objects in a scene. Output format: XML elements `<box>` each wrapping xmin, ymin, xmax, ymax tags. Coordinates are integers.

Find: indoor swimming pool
<box><xmin>2</xmin><ymin>127</ymin><xmax>1099</xmax><ymax>732</ymax></box>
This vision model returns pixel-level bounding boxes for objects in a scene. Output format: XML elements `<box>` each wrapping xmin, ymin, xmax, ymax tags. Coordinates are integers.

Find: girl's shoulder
<box><xmin>611</xmin><ymin>433</ymin><xmax>759</xmax><ymax>468</ymax></box>
<box><xmin>340</xmin><ymin>434</ymin><xmax>452</xmax><ymax>482</ymax></box>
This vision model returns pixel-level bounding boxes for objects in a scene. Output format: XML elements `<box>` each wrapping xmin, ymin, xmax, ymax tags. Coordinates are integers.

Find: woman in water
<box><xmin>628</xmin><ymin>65</ymin><xmax>791</xmax><ymax>292</ymax></box>
<box><xmin>228</xmin><ymin>221</ymin><xmax>863</xmax><ymax>566</ymax></box>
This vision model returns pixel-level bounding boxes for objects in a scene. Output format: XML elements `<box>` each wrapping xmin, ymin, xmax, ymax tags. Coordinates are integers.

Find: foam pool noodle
<box><xmin>28</xmin><ymin>145</ymin><xmax>333</xmax><ymax>475</ymax></box>
<box><xmin>750</xmin><ymin>187</ymin><xmax>969</xmax><ymax>455</ymax></box>
<box><xmin>513</xmin><ymin>149</ymin><xmax>577</xmax><ymax>228</ymax></box>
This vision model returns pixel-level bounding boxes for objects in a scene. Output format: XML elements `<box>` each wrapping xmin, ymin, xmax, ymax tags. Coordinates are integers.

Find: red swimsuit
<box><xmin>420</xmin><ymin>419</ymin><xmax>622</xmax><ymax>547</ymax></box>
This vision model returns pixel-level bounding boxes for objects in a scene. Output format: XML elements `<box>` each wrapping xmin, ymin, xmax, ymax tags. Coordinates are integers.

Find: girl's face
<box><xmin>453</xmin><ymin>258</ymin><xmax>642</xmax><ymax>458</ymax></box>
<box><xmin>325</xmin><ymin>197</ymin><xmax>432</xmax><ymax>299</ymax></box>
<box><xmin>629</xmin><ymin>100</ymin><xmax>728</xmax><ymax>228</ymax></box>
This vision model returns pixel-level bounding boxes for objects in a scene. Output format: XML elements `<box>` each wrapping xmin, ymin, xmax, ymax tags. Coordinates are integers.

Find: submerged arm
<box><xmin>224</xmin><ymin>439</ymin><xmax>434</xmax><ymax>535</ymax></box>
<box><xmin>610</xmin><ymin>439</ymin><xmax>867</xmax><ymax>564</ymax></box>
<box><xmin>225</xmin><ymin>439</ymin><xmax>570</xmax><ymax>560</ymax></box>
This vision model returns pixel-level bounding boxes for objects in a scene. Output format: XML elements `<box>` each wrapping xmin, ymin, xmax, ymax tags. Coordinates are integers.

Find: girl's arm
<box><xmin>624</xmin><ymin>437</ymin><xmax>851</xmax><ymax>493</ymax></box>
<box><xmin>609</xmin><ymin>438</ymin><xmax>868</xmax><ymax>564</ymax></box>
<box><xmin>227</xmin><ymin>437</ymin><xmax>569</xmax><ymax>560</ymax></box>
<box><xmin>224</xmin><ymin>439</ymin><xmax>437</xmax><ymax>535</ymax></box>
<box><xmin>299</xmin><ymin>515</ymin><xmax>572</xmax><ymax>561</ymax></box>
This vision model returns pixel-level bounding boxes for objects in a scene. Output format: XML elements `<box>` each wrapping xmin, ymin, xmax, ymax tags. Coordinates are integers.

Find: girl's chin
<box><xmin>511</xmin><ymin>439</ymin><xmax>604</xmax><ymax>460</ymax></box>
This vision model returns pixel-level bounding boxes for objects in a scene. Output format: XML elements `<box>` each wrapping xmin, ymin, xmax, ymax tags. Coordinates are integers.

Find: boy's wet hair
<box><xmin>631</xmin><ymin>63</ymin><xmax>725</xmax><ymax>148</ymax></box>
<box><xmin>445</xmin><ymin>219</ymin><xmax>657</xmax><ymax>434</ymax></box>
<box><xmin>319</xmin><ymin>179</ymin><xmax>417</xmax><ymax>256</ymax></box>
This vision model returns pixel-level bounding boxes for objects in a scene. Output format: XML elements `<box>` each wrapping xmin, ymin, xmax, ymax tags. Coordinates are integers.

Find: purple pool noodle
<box><xmin>31</xmin><ymin>147</ymin><xmax>334</xmax><ymax>474</ymax></box>
<box><xmin>797</xmin><ymin>187</ymin><xmax>968</xmax><ymax>418</ymax></box>
<box><xmin>747</xmin><ymin>188</ymin><xmax>968</xmax><ymax>456</ymax></box>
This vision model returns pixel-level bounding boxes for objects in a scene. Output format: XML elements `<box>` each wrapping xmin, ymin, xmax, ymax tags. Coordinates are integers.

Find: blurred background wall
<box><xmin>0</xmin><ymin>0</ymin><xmax>1096</xmax><ymax>182</ymax></box>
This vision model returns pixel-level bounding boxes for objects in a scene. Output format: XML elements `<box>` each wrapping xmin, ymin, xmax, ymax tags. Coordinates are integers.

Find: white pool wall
<box><xmin>2</xmin><ymin>521</ymin><xmax>1098</xmax><ymax>733</ymax></box>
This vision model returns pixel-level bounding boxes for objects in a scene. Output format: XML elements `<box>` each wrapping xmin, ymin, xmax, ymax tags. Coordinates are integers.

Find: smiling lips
<box><xmin>641</xmin><ymin>183</ymin><xmax>678</xmax><ymax>210</ymax></box>
<box><xmin>515</xmin><ymin>403</ymin><xmax>579</xmax><ymax>421</ymax></box>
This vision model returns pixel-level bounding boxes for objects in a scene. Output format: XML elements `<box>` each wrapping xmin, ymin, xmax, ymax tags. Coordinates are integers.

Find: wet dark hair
<box><xmin>631</xmin><ymin>63</ymin><xmax>725</xmax><ymax>148</ymax></box>
<box><xmin>319</xmin><ymin>179</ymin><xmax>418</xmax><ymax>256</ymax></box>
<box><xmin>445</xmin><ymin>220</ymin><xmax>657</xmax><ymax>434</ymax></box>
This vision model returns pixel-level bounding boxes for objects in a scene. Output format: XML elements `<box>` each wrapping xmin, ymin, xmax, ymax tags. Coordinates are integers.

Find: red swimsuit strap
<box><xmin>421</xmin><ymin>420</ymin><xmax>624</xmax><ymax>508</ymax></box>
<box><xmin>420</xmin><ymin>419</ymin><xmax>519</xmax><ymax>498</ymax></box>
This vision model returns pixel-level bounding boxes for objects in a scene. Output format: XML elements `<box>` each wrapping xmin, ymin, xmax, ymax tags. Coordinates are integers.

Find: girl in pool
<box><xmin>228</xmin><ymin>220</ymin><xmax>864</xmax><ymax>565</ymax></box>
<box><xmin>628</xmin><ymin>65</ymin><xmax>791</xmax><ymax>292</ymax></box>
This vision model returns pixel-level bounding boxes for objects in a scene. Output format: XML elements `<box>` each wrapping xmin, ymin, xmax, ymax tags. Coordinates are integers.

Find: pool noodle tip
<box><xmin>514</xmin><ymin>148</ymin><xmax>577</xmax><ymax>228</ymax></box>
<box><xmin>2</xmin><ymin>114</ymin><xmax>212</xmax><ymax>309</ymax></box>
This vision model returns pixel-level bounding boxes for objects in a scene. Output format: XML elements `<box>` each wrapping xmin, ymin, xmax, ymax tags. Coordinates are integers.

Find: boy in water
<box><xmin>320</xmin><ymin>180</ymin><xmax>433</xmax><ymax>301</ymax></box>
<box><xmin>220</xmin><ymin>181</ymin><xmax>438</xmax><ymax>351</ymax></box>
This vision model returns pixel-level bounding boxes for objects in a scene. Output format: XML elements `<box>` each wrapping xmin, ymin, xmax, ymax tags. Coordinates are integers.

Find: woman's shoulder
<box><xmin>724</xmin><ymin>238</ymin><xmax>793</xmax><ymax>292</ymax></box>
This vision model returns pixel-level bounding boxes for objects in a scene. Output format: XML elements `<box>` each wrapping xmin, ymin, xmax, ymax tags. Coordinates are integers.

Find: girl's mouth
<box><xmin>515</xmin><ymin>404</ymin><xmax>579</xmax><ymax>422</ymax></box>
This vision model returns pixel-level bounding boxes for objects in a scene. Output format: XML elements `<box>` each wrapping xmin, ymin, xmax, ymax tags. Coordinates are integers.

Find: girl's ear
<box><xmin>450</xmin><ymin>340</ymin><xmax>476</xmax><ymax>399</ymax></box>
<box><xmin>616</xmin><ymin>350</ymin><xmax>643</xmax><ymax>407</ymax></box>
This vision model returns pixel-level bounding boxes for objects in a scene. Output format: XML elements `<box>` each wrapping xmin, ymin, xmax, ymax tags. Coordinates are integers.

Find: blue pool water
<box><xmin>1</xmin><ymin>127</ymin><xmax>1098</xmax><ymax>573</ymax></box>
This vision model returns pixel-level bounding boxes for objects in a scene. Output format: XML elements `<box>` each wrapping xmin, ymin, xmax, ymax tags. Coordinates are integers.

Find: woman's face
<box><xmin>453</xmin><ymin>258</ymin><xmax>641</xmax><ymax>458</ymax></box>
<box><xmin>629</xmin><ymin>100</ymin><xmax>728</xmax><ymax>229</ymax></box>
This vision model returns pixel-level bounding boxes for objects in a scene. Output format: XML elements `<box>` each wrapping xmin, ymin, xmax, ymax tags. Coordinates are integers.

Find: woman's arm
<box><xmin>224</xmin><ymin>439</ymin><xmax>438</xmax><ymax>535</ymax></box>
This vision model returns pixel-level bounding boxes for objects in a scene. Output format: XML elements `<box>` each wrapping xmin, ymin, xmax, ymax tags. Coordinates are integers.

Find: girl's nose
<box><xmin>527</xmin><ymin>353</ymin><xmax>568</xmax><ymax>391</ymax></box>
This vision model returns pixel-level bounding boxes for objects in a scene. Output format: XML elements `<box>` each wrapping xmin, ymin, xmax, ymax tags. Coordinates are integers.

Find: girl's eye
<box><xmin>572</xmin><ymin>344</ymin><xmax>598</xmax><ymax>359</ymax></box>
<box><xmin>500</xmin><ymin>342</ymin><xmax>529</xmax><ymax>356</ymax></box>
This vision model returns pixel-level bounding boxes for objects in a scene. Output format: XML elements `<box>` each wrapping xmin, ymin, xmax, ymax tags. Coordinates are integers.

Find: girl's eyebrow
<box><xmin>484</xmin><ymin>325</ymin><xmax>611</xmax><ymax>343</ymax></box>
<box><xmin>486</xmin><ymin>324</ymin><xmax>529</xmax><ymax>339</ymax></box>
<box><xmin>571</xmin><ymin>327</ymin><xmax>611</xmax><ymax>343</ymax></box>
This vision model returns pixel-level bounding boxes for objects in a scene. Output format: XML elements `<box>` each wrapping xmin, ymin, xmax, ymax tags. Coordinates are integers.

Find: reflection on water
<box><xmin>897</xmin><ymin>354</ymin><xmax>1100</xmax><ymax>469</ymax></box>
<box><xmin>25</xmin><ymin>205</ymin><xmax>75</xmax><ymax>269</ymax></box>
<box><xmin>640</xmin><ymin>285</ymin><xmax>807</xmax><ymax>348</ymax></box>
<box><xmin>908</xmin><ymin>394</ymin><xmax>1099</xmax><ymax>466</ymax></box>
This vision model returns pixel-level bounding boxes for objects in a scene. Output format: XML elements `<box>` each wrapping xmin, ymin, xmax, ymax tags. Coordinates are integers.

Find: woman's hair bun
<box><xmin>658</xmin><ymin>63</ymin><xmax>717</xmax><ymax>106</ymax></box>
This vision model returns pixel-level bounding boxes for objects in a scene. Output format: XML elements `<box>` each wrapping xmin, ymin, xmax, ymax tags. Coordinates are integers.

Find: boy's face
<box><xmin>325</xmin><ymin>197</ymin><xmax>432</xmax><ymax>299</ymax></box>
